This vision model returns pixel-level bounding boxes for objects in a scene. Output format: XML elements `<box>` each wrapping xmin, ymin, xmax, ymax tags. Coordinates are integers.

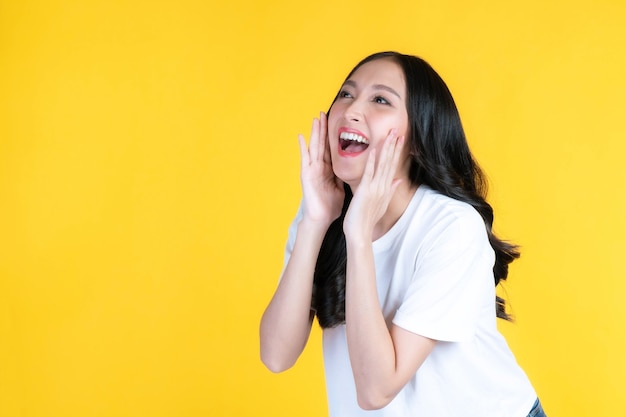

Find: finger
<box><xmin>309</xmin><ymin>117</ymin><xmax>320</xmax><ymax>162</ymax></box>
<box><xmin>323</xmin><ymin>114</ymin><xmax>333</xmax><ymax>164</ymax></box>
<box><xmin>362</xmin><ymin>147</ymin><xmax>376</xmax><ymax>186</ymax></box>
<box><xmin>382</xmin><ymin>133</ymin><xmax>401</xmax><ymax>178</ymax></box>
<box><xmin>390</xmin><ymin>178</ymin><xmax>404</xmax><ymax>195</ymax></box>
<box><xmin>390</xmin><ymin>135</ymin><xmax>405</xmax><ymax>176</ymax></box>
<box><xmin>376</xmin><ymin>129</ymin><xmax>398</xmax><ymax>182</ymax></box>
<box><xmin>298</xmin><ymin>133</ymin><xmax>310</xmax><ymax>168</ymax></box>
<box><xmin>319</xmin><ymin>111</ymin><xmax>329</xmax><ymax>163</ymax></box>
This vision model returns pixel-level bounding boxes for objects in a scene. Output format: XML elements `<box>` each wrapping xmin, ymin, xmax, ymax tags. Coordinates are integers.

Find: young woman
<box><xmin>260</xmin><ymin>51</ymin><xmax>546</xmax><ymax>417</ymax></box>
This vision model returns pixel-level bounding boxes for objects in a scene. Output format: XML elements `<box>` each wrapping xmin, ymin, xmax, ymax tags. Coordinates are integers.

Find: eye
<box><xmin>338</xmin><ymin>90</ymin><xmax>353</xmax><ymax>99</ymax></box>
<box><xmin>373</xmin><ymin>95</ymin><xmax>390</xmax><ymax>105</ymax></box>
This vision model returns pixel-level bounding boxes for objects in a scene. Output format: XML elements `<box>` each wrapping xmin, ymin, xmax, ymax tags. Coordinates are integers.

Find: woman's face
<box><xmin>327</xmin><ymin>58</ymin><xmax>411</xmax><ymax>188</ymax></box>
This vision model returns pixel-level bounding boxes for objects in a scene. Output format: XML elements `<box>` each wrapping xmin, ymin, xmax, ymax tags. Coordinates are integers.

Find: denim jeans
<box><xmin>526</xmin><ymin>398</ymin><xmax>547</xmax><ymax>417</ymax></box>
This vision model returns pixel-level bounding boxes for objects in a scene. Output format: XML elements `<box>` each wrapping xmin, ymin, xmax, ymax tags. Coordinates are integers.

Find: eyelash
<box><xmin>338</xmin><ymin>90</ymin><xmax>391</xmax><ymax>105</ymax></box>
<box><xmin>338</xmin><ymin>90</ymin><xmax>352</xmax><ymax>98</ymax></box>
<box><xmin>374</xmin><ymin>96</ymin><xmax>390</xmax><ymax>105</ymax></box>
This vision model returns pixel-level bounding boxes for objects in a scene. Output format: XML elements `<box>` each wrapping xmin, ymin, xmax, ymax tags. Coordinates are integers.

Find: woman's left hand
<box><xmin>343</xmin><ymin>130</ymin><xmax>405</xmax><ymax>241</ymax></box>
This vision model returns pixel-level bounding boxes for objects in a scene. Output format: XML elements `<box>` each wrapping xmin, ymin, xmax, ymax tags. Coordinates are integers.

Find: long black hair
<box><xmin>312</xmin><ymin>51</ymin><xmax>519</xmax><ymax>328</ymax></box>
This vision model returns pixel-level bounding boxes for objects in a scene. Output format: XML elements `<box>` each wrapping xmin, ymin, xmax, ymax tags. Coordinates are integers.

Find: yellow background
<box><xmin>1</xmin><ymin>1</ymin><xmax>625</xmax><ymax>416</ymax></box>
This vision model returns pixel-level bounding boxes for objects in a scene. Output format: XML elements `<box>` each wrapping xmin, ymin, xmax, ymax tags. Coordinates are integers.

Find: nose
<box><xmin>344</xmin><ymin>98</ymin><xmax>363</xmax><ymax>122</ymax></box>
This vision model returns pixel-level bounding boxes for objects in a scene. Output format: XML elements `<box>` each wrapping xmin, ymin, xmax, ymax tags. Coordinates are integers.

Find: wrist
<box><xmin>297</xmin><ymin>216</ymin><xmax>334</xmax><ymax>237</ymax></box>
<box><xmin>344</xmin><ymin>230</ymin><xmax>371</xmax><ymax>249</ymax></box>
<box><xmin>343</xmin><ymin>218</ymin><xmax>374</xmax><ymax>244</ymax></box>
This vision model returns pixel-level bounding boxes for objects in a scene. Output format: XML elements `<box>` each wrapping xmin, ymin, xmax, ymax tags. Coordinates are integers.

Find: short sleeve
<box><xmin>392</xmin><ymin>209</ymin><xmax>495</xmax><ymax>342</ymax></box>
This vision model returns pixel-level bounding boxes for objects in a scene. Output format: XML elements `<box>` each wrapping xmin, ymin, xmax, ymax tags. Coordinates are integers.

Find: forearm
<box><xmin>260</xmin><ymin>219</ymin><xmax>328</xmax><ymax>372</ymax></box>
<box><xmin>344</xmin><ymin>234</ymin><xmax>437</xmax><ymax>409</ymax></box>
<box><xmin>344</xmin><ymin>238</ymin><xmax>398</xmax><ymax>409</ymax></box>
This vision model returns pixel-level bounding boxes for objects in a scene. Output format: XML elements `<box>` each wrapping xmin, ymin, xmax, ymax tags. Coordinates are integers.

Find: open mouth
<box><xmin>339</xmin><ymin>131</ymin><xmax>369</xmax><ymax>154</ymax></box>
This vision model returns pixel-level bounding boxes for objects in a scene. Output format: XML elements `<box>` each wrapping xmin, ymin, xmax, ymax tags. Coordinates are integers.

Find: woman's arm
<box><xmin>260</xmin><ymin>113</ymin><xmax>344</xmax><ymax>372</ymax></box>
<box><xmin>345</xmin><ymin>238</ymin><xmax>436</xmax><ymax>409</ymax></box>
<box><xmin>343</xmin><ymin>133</ymin><xmax>436</xmax><ymax>409</ymax></box>
<box><xmin>260</xmin><ymin>218</ymin><xmax>328</xmax><ymax>372</ymax></box>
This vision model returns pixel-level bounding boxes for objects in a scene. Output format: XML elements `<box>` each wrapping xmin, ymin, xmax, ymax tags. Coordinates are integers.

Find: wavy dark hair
<box><xmin>312</xmin><ymin>51</ymin><xmax>519</xmax><ymax>328</ymax></box>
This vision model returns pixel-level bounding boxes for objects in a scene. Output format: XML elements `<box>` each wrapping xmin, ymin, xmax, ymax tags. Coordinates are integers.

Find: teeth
<box><xmin>339</xmin><ymin>131</ymin><xmax>369</xmax><ymax>144</ymax></box>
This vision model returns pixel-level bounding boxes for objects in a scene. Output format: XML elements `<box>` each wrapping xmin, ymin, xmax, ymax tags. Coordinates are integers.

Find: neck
<box><xmin>371</xmin><ymin>181</ymin><xmax>418</xmax><ymax>241</ymax></box>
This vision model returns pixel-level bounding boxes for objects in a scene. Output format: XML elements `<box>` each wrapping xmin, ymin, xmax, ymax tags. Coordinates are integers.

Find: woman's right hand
<box><xmin>298</xmin><ymin>112</ymin><xmax>345</xmax><ymax>227</ymax></box>
<box><xmin>260</xmin><ymin>112</ymin><xmax>341</xmax><ymax>373</ymax></box>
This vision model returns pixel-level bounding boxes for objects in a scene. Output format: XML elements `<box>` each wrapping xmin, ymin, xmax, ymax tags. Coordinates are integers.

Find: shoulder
<box><xmin>394</xmin><ymin>187</ymin><xmax>493</xmax><ymax>271</ymax></box>
<box><xmin>409</xmin><ymin>187</ymin><xmax>486</xmax><ymax>244</ymax></box>
<box><xmin>422</xmin><ymin>187</ymin><xmax>481</xmax><ymax>219</ymax></box>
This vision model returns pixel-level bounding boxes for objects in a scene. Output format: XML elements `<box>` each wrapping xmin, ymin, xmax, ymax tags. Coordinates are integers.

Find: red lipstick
<box><xmin>337</xmin><ymin>127</ymin><xmax>369</xmax><ymax>157</ymax></box>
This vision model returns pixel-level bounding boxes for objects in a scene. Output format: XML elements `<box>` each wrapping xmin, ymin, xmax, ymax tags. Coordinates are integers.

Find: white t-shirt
<box><xmin>283</xmin><ymin>186</ymin><xmax>537</xmax><ymax>417</ymax></box>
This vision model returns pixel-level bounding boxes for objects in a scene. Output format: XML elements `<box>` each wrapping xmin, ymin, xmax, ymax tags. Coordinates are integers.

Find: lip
<box><xmin>337</xmin><ymin>127</ymin><xmax>369</xmax><ymax>157</ymax></box>
<box><xmin>338</xmin><ymin>127</ymin><xmax>368</xmax><ymax>138</ymax></box>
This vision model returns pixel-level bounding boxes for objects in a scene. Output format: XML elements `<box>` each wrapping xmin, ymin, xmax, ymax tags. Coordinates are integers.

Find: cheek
<box><xmin>326</xmin><ymin>108</ymin><xmax>341</xmax><ymax>145</ymax></box>
<box><xmin>395</xmin><ymin>112</ymin><xmax>410</xmax><ymax>138</ymax></box>
<box><xmin>326</xmin><ymin>106</ymin><xmax>341</xmax><ymax>128</ymax></box>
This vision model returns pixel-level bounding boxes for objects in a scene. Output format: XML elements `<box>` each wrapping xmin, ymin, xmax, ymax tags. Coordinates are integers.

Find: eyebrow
<box><xmin>343</xmin><ymin>80</ymin><xmax>402</xmax><ymax>99</ymax></box>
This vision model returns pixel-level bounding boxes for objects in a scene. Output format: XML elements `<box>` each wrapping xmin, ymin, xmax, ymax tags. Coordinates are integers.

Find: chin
<box><xmin>333</xmin><ymin>170</ymin><xmax>361</xmax><ymax>190</ymax></box>
<box><xmin>331</xmin><ymin>155</ymin><xmax>365</xmax><ymax>188</ymax></box>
